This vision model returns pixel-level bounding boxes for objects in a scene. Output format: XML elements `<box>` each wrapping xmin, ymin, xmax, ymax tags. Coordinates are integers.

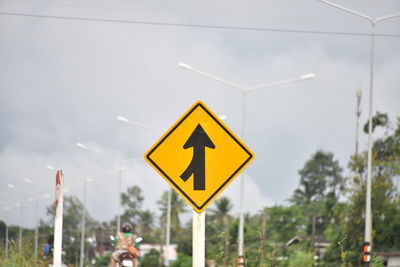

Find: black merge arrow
<box><xmin>180</xmin><ymin>124</ymin><xmax>215</xmax><ymax>190</ymax></box>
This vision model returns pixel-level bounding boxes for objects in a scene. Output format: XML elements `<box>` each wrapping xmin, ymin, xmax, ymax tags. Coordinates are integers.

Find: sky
<box><xmin>0</xmin><ymin>0</ymin><xmax>399</xmax><ymax>229</ymax></box>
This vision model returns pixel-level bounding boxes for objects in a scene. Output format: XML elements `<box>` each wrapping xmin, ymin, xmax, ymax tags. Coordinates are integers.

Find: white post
<box><xmin>165</xmin><ymin>189</ymin><xmax>172</xmax><ymax>266</ymax></box>
<box><xmin>237</xmin><ymin>92</ymin><xmax>247</xmax><ymax>266</ymax></box>
<box><xmin>19</xmin><ymin>204</ymin><xmax>23</xmax><ymax>253</ymax></box>
<box><xmin>34</xmin><ymin>200</ymin><xmax>39</xmax><ymax>267</ymax></box>
<box><xmin>79</xmin><ymin>181</ymin><xmax>87</xmax><ymax>267</ymax></box>
<box><xmin>364</xmin><ymin>25</ymin><xmax>375</xmax><ymax>266</ymax></box>
<box><xmin>5</xmin><ymin>223</ymin><xmax>9</xmax><ymax>258</ymax></box>
<box><xmin>117</xmin><ymin>169</ymin><xmax>122</xmax><ymax>233</ymax></box>
<box><xmin>192</xmin><ymin>210</ymin><xmax>205</xmax><ymax>267</ymax></box>
<box><xmin>53</xmin><ymin>170</ymin><xmax>64</xmax><ymax>267</ymax></box>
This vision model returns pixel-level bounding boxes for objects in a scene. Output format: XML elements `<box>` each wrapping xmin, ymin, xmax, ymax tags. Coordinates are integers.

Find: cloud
<box><xmin>0</xmin><ymin>0</ymin><xmax>399</xmax><ymax>229</ymax></box>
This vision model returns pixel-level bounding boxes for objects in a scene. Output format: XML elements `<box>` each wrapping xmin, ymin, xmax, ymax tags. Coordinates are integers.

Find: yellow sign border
<box><xmin>144</xmin><ymin>100</ymin><xmax>255</xmax><ymax>212</ymax></box>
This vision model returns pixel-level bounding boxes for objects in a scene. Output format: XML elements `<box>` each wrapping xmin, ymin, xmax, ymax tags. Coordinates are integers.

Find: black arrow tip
<box><xmin>183</xmin><ymin>124</ymin><xmax>215</xmax><ymax>149</ymax></box>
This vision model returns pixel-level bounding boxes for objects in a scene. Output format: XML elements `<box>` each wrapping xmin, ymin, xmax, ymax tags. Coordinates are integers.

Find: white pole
<box><xmin>355</xmin><ymin>88</ymin><xmax>362</xmax><ymax>156</ymax></box>
<box><xmin>165</xmin><ymin>189</ymin><xmax>172</xmax><ymax>266</ymax></box>
<box><xmin>79</xmin><ymin>181</ymin><xmax>87</xmax><ymax>267</ymax></box>
<box><xmin>5</xmin><ymin>223</ymin><xmax>9</xmax><ymax>258</ymax></box>
<box><xmin>53</xmin><ymin>170</ymin><xmax>64</xmax><ymax>267</ymax></box>
<box><xmin>34</xmin><ymin>200</ymin><xmax>39</xmax><ymax>267</ymax></box>
<box><xmin>237</xmin><ymin>92</ymin><xmax>247</xmax><ymax>266</ymax></box>
<box><xmin>19</xmin><ymin>204</ymin><xmax>23</xmax><ymax>253</ymax></box>
<box><xmin>117</xmin><ymin>169</ymin><xmax>122</xmax><ymax>233</ymax></box>
<box><xmin>192</xmin><ymin>210</ymin><xmax>205</xmax><ymax>267</ymax></box>
<box><xmin>364</xmin><ymin>25</ymin><xmax>375</xmax><ymax>265</ymax></box>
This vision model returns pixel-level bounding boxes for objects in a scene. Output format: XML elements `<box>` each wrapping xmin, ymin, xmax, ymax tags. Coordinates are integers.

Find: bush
<box><xmin>94</xmin><ymin>252</ymin><xmax>111</xmax><ymax>267</ymax></box>
<box><xmin>141</xmin><ymin>249</ymin><xmax>162</xmax><ymax>267</ymax></box>
<box><xmin>287</xmin><ymin>250</ymin><xmax>314</xmax><ymax>267</ymax></box>
<box><xmin>172</xmin><ymin>253</ymin><xmax>192</xmax><ymax>267</ymax></box>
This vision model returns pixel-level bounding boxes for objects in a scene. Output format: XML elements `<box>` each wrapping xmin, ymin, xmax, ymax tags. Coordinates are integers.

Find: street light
<box><xmin>24</xmin><ymin>182</ymin><xmax>51</xmax><ymax>267</ymax></box>
<box><xmin>116</xmin><ymin>116</ymin><xmax>174</xmax><ymax>267</ymax></box>
<box><xmin>76</xmin><ymin>142</ymin><xmax>137</xmax><ymax>233</ymax></box>
<box><xmin>7</xmin><ymin>184</ymin><xmax>26</xmax><ymax>253</ymax></box>
<box><xmin>179</xmin><ymin>62</ymin><xmax>315</xmax><ymax>264</ymax></box>
<box><xmin>79</xmin><ymin>177</ymin><xmax>94</xmax><ymax>267</ymax></box>
<box><xmin>317</xmin><ymin>1</ymin><xmax>400</xmax><ymax>264</ymax></box>
<box><xmin>27</xmin><ymin>193</ymin><xmax>50</xmax><ymax>267</ymax></box>
<box><xmin>0</xmin><ymin>207</ymin><xmax>10</xmax><ymax>258</ymax></box>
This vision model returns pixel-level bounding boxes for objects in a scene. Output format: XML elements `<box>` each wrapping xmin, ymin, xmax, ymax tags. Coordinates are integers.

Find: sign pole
<box><xmin>53</xmin><ymin>170</ymin><xmax>64</xmax><ymax>267</ymax></box>
<box><xmin>192</xmin><ymin>210</ymin><xmax>205</xmax><ymax>267</ymax></box>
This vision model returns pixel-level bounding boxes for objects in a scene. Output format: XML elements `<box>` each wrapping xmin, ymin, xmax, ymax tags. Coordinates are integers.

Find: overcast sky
<box><xmin>1</xmin><ymin>0</ymin><xmax>399</xmax><ymax>228</ymax></box>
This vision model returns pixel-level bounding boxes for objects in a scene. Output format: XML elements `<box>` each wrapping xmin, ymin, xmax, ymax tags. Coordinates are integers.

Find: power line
<box><xmin>1</xmin><ymin>11</ymin><xmax>400</xmax><ymax>38</ymax></box>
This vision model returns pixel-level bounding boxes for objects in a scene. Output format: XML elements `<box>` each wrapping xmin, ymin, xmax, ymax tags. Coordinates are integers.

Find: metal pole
<box><xmin>237</xmin><ymin>92</ymin><xmax>247</xmax><ymax>267</ymax></box>
<box><xmin>5</xmin><ymin>223</ymin><xmax>9</xmax><ymax>258</ymax></box>
<box><xmin>79</xmin><ymin>181</ymin><xmax>87</xmax><ymax>267</ymax></box>
<box><xmin>34</xmin><ymin>200</ymin><xmax>39</xmax><ymax>267</ymax></box>
<box><xmin>19</xmin><ymin>204</ymin><xmax>23</xmax><ymax>253</ymax></box>
<box><xmin>364</xmin><ymin>24</ymin><xmax>375</xmax><ymax>266</ymax></box>
<box><xmin>355</xmin><ymin>88</ymin><xmax>362</xmax><ymax>156</ymax></box>
<box><xmin>117</xmin><ymin>170</ymin><xmax>122</xmax><ymax>233</ymax></box>
<box><xmin>192</xmin><ymin>210</ymin><xmax>205</xmax><ymax>267</ymax></box>
<box><xmin>165</xmin><ymin>189</ymin><xmax>172</xmax><ymax>266</ymax></box>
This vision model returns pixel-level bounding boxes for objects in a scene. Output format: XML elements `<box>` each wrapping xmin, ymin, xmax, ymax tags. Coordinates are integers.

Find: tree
<box><xmin>208</xmin><ymin>197</ymin><xmax>233</xmax><ymax>267</ymax></box>
<box><xmin>291</xmin><ymin>150</ymin><xmax>344</xmax><ymax>206</ymax></box>
<box><xmin>157</xmin><ymin>190</ymin><xmax>187</xmax><ymax>240</ymax></box>
<box><xmin>120</xmin><ymin>185</ymin><xmax>145</xmax><ymax>231</ymax></box>
<box><xmin>209</xmin><ymin>197</ymin><xmax>233</xmax><ymax>226</ymax></box>
<box><xmin>137</xmin><ymin>210</ymin><xmax>157</xmax><ymax>243</ymax></box>
<box><xmin>323</xmin><ymin>114</ymin><xmax>400</xmax><ymax>266</ymax></box>
<box><xmin>45</xmin><ymin>196</ymin><xmax>98</xmax><ymax>265</ymax></box>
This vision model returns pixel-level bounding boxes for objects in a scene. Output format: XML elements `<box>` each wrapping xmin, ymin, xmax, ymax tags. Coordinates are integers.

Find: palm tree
<box><xmin>209</xmin><ymin>197</ymin><xmax>233</xmax><ymax>267</ymax></box>
<box><xmin>157</xmin><ymin>190</ymin><xmax>187</xmax><ymax>237</ymax></box>
<box><xmin>210</xmin><ymin>197</ymin><xmax>233</xmax><ymax>226</ymax></box>
<box><xmin>138</xmin><ymin>210</ymin><xmax>156</xmax><ymax>242</ymax></box>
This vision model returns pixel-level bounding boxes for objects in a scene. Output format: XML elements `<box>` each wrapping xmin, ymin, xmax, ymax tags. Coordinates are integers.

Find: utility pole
<box><xmin>355</xmin><ymin>88</ymin><xmax>362</xmax><ymax>156</ymax></box>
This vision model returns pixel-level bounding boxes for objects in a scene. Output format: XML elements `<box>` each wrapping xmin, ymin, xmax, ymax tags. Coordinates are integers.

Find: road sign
<box><xmin>144</xmin><ymin>101</ymin><xmax>254</xmax><ymax>212</ymax></box>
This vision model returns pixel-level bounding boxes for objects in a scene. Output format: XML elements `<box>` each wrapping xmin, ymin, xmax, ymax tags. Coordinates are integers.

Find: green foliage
<box><xmin>372</xmin><ymin>255</ymin><xmax>384</xmax><ymax>267</ymax></box>
<box><xmin>120</xmin><ymin>185</ymin><xmax>145</xmax><ymax>231</ymax></box>
<box><xmin>172</xmin><ymin>253</ymin><xmax>192</xmax><ymax>267</ymax></box>
<box><xmin>141</xmin><ymin>249</ymin><xmax>162</xmax><ymax>267</ymax></box>
<box><xmin>158</xmin><ymin>190</ymin><xmax>188</xmax><ymax>243</ymax></box>
<box><xmin>93</xmin><ymin>252</ymin><xmax>111</xmax><ymax>267</ymax></box>
<box><xmin>291</xmin><ymin>150</ymin><xmax>344</xmax><ymax>206</ymax></box>
<box><xmin>286</xmin><ymin>250</ymin><xmax>314</xmax><ymax>267</ymax></box>
<box><xmin>363</xmin><ymin>112</ymin><xmax>389</xmax><ymax>134</ymax></box>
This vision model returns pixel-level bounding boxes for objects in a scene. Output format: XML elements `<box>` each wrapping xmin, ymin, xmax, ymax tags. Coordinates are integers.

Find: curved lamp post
<box><xmin>179</xmin><ymin>62</ymin><xmax>315</xmax><ymax>264</ymax></box>
<box><xmin>116</xmin><ymin>116</ymin><xmax>174</xmax><ymax>267</ymax></box>
<box><xmin>317</xmin><ymin>1</ymin><xmax>400</xmax><ymax>264</ymax></box>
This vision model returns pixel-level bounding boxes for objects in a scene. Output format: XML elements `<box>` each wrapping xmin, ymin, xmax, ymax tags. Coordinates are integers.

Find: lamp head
<box><xmin>178</xmin><ymin>62</ymin><xmax>193</xmax><ymax>71</ymax></box>
<box><xmin>47</xmin><ymin>165</ymin><xmax>56</xmax><ymax>171</ymax></box>
<box><xmin>300</xmin><ymin>73</ymin><xmax>316</xmax><ymax>80</ymax></box>
<box><xmin>76</xmin><ymin>142</ymin><xmax>86</xmax><ymax>150</ymax></box>
<box><xmin>116</xmin><ymin>116</ymin><xmax>129</xmax><ymax>123</ymax></box>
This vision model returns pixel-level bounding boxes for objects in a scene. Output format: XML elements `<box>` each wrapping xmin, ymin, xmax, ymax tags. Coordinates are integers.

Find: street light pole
<box><xmin>79</xmin><ymin>178</ymin><xmax>93</xmax><ymax>267</ymax></box>
<box><xmin>117</xmin><ymin>168</ymin><xmax>124</xmax><ymax>233</ymax></box>
<box><xmin>76</xmin><ymin>143</ymin><xmax>131</xmax><ymax>234</ymax></box>
<box><xmin>318</xmin><ymin>1</ymin><xmax>400</xmax><ymax>264</ymax></box>
<box><xmin>18</xmin><ymin>202</ymin><xmax>22</xmax><ymax>253</ymax></box>
<box><xmin>116</xmin><ymin>116</ymin><xmax>173</xmax><ymax>267</ymax></box>
<box><xmin>355</xmin><ymin>88</ymin><xmax>362</xmax><ymax>156</ymax></box>
<box><xmin>179</xmin><ymin>62</ymin><xmax>315</xmax><ymax>265</ymax></box>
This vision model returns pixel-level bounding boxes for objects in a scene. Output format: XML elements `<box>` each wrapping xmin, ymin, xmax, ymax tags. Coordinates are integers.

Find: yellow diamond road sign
<box><xmin>144</xmin><ymin>101</ymin><xmax>255</xmax><ymax>213</ymax></box>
